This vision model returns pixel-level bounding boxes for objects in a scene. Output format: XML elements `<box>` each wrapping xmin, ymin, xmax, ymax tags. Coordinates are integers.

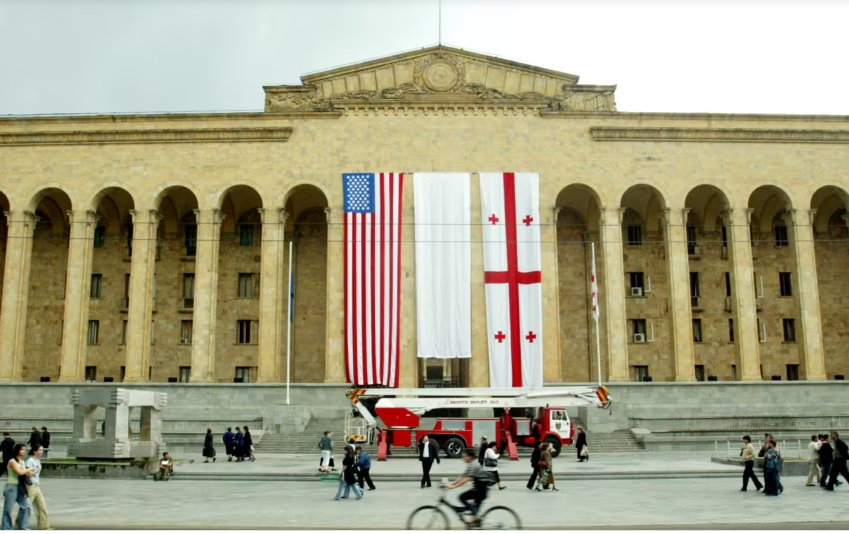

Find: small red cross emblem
<box><xmin>525</xmin><ymin>331</ymin><xmax>536</xmax><ymax>343</ymax></box>
<box><xmin>523</xmin><ymin>215</ymin><xmax>533</xmax><ymax>226</ymax></box>
<box><xmin>489</xmin><ymin>214</ymin><xmax>499</xmax><ymax>225</ymax></box>
<box><xmin>494</xmin><ymin>331</ymin><xmax>506</xmax><ymax>343</ymax></box>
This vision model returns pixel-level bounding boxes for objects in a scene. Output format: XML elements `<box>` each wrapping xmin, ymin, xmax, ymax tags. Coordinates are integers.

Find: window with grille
<box><xmin>695</xmin><ymin>365</ymin><xmax>705</xmax><ymax>382</ymax></box>
<box><xmin>627</xmin><ymin>225</ymin><xmax>643</xmax><ymax>246</ymax></box>
<box><xmin>85</xmin><ymin>366</ymin><xmax>96</xmax><ymax>382</ymax></box>
<box><xmin>728</xmin><ymin>318</ymin><xmax>735</xmax><ymax>343</ymax></box>
<box><xmin>184</xmin><ymin>225</ymin><xmax>197</xmax><ymax>256</ymax></box>
<box><xmin>235</xmin><ymin>367</ymin><xmax>251</xmax><ymax>383</ymax></box>
<box><xmin>786</xmin><ymin>364</ymin><xmax>799</xmax><ymax>381</ymax></box>
<box><xmin>93</xmin><ymin>226</ymin><xmax>106</xmax><ymax>248</ymax></box>
<box><xmin>731</xmin><ymin>364</ymin><xmax>737</xmax><ymax>381</ymax></box>
<box><xmin>779</xmin><ymin>272</ymin><xmax>792</xmax><ymax>297</ymax></box>
<box><xmin>239</xmin><ymin>225</ymin><xmax>255</xmax><ymax>247</ymax></box>
<box><xmin>775</xmin><ymin>225</ymin><xmax>789</xmax><ymax>247</ymax></box>
<box><xmin>632</xmin><ymin>366</ymin><xmax>649</xmax><ymax>382</ymax></box>
<box><xmin>687</xmin><ymin>226</ymin><xmax>698</xmax><ymax>255</ymax></box>
<box><xmin>121</xmin><ymin>320</ymin><xmax>128</xmax><ymax>345</ymax></box>
<box><xmin>180</xmin><ymin>320</ymin><xmax>193</xmax><ymax>344</ymax></box>
<box><xmin>179</xmin><ymin>367</ymin><xmax>191</xmax><ymax>383</ymax></box>
<box><xmin>238</xmin><ymin>273</ymin><xmax>260</xmax><ymax>298</ymax></box>
<box><xmin>90</xmin><ymin>274</ymin><xmax>102</xmax><ymax>298</ymax></box>
<box><xmin>725</xmin><ymin>272</ymin><xmax>731</xmax><ymax>297</ymax></box>
<box><xmin>690</xmin><ymin>273</ymin><xmax>700</xmax><ymax>307</ymax></box>
<box><xmin>237</xmin><ymin>320</ymin><xmax>257</xmax><ymax>344</ymax></box>
<box><xmin>87</xmin><ymin>320</ymin><xmax>100</xmax><ymax>345</ymax></box>
<box><xmin>692</xmin><ymin>319</ymin><xmax>703</xmax><ymax>343</ymax></box>
<box><xmin>783</xmin><ymin>318</ymin><xmax>796</xmax><ymax>342</ymax></box>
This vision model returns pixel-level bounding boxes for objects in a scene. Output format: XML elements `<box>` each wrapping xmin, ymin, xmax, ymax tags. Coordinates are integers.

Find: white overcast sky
<box><xmin>1</xmin><ymin>0</ymin><xmax>848</xmax><ymax>116</ymax></box>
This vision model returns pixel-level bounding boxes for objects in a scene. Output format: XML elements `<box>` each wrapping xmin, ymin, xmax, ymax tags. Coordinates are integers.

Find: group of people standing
<box><xmin>1</xmin><ymin>433</ymin><xmax>49</xmax><ymax>530</ymax></box>
<box><xmin>216</xmin><ymin>426</ymin><xmax>256</xmax><ymax>463</ymax></box>
<box><xmin>740</xmin><ymin>431</ymin><xmax>849</xmax><ymax>496</ymax></box>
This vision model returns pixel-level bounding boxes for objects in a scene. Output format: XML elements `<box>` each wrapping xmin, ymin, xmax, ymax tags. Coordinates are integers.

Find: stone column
<box><xmin>662</xmin><ymin>208</ymin><xmax>696</xmax><ymax>382</ymax></box>
<box><xmin>324</xmin><ymin>206</ymin><xmax>347</xmax><ymax>383</ymax></box>
<box><xmin>257</xmin><ymin>208</ymin><xmax>286</xmax><ymax>383</ymax></box>
<box><xmin>722</xmin><ymin>208</ymin><xmax>761</xmax><ymax>381</ymax></box>
<box><xmin>599</xmin><ymin>207</ymin><xmax>629</xmax><ymax>382</ymax></box>
<box><xmin>543</xmin><ymin>206</ymin><xmax>562</xmax><ymax>383</ymax></box>
<box><xmin>469</xmin><ymin>173</ymin><xmax>489</xmax><ymax>387</ymax></box>
<box><xmin>0</xmin><ymin>211</ymin><xmax>38</xmax><ymax>381</ymax></box>
<box><xmin>59</xmin><ymin>210</ymin><xmax>99</xmax><ymax>382</ymax></box>
<box><xmin>785</xmin><ymin>209</ymin><xmax>827</xmax><ymax>380</ymax></box>
<box><xmin>124</xmin><ymin>209</ymin><xmax>160</xmax><ymax>383</ymax></box>
<box><xmin>190</xmin><ymin>209</ymin><xmax>224</xmax><ymax>383</ymax></box>
<box><xmin>399</xmin><ymin>184</ymin><xmax>417</xmax><ymax>388</ymax></box>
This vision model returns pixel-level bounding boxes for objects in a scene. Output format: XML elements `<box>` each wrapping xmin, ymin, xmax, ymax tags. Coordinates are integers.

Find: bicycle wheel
<box><xmin>407</xmin><ymin>505</ymin><xmax>450</xmax><ymax>530</ymax></box>
<box><xmin>479</xmin><ymin>506</ymin><xmax>522</xmax><ymax>530</ymax></box>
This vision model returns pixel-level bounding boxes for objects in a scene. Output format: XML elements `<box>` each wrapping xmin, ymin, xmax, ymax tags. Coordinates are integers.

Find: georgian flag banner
<box><xmin>479</xmin><ymin>172</ymin><xmax>543</xmax><ymax>388</ymax></box>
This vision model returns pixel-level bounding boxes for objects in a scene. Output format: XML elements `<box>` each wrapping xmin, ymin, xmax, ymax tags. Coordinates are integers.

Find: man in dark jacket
<box><xmin>418</xmin><ymin>436</ymin><xmax>440</xmax><ymax>488</ymax></box>
<box><xmin>826</xmin><ymin>431</ymin><xmax>849</xmax><ymax>491</ymax></box>
<box><xmin>0</xmin><ymin>433</ymin><xmax>15</xmax><ymax>476</ymax></box>
<box><xmin>526</xmin><ymin>441</ymin><xmax>542</xmax><ymax>490</ymax></box>
<box><xmin>40</xmin><ymin>427</ymin><xmax>51</xmax><ymax>458</ymax></box>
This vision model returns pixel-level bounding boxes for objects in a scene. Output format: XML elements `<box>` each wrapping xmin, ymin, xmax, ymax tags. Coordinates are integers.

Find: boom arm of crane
<box><xmin>346</xmin><ymin>385</ymin><xmax>610</xmax><ymax>426</ymax></box>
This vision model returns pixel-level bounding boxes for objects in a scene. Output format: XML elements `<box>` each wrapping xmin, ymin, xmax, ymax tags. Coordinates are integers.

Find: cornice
<box><xmin>0</xmin><ymin>111</ymin><xmax>290</xmax><ymax>126</ymax></box>
<box><xmin>590</xmin><ymin>127</ymin><xmax>849</xmax><ymax>144</ymax></box>
<box><xmin>541</xmin><ymin>110</ymin><xmax>849</xmax><ymax>123</ymax></box>
<box><xmin>0</xmin><ymin>127</ymin><xmax>293</xmax><ymax>147</ymax></box>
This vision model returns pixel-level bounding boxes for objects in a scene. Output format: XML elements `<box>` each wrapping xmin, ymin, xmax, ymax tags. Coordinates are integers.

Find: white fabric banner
<box><xmin>414</xmin><ymin>173</ymin><xmax>472</xmax><ymax>358</ymax></box>
<box><xmin>479</xmin><ymin>172</ymin><xmax>543</xmax><ymax>387</ymax></box>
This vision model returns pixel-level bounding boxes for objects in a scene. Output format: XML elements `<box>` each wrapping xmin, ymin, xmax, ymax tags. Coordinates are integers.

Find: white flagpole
<box><xmin>592</xmin><ymin>242</ymin><xmax>602</xmax><ymax>387</ymax></box>
<box><xmin>286</xmin><ymin>240</ymin><xmax>293</xmax><ymax>405</ymax></box>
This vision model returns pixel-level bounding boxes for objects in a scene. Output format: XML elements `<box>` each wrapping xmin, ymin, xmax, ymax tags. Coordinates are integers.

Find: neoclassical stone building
<box><xmin>1</xmin><ymin>45</ymin><xmax>848</xmax><ymax>386</ymax></box>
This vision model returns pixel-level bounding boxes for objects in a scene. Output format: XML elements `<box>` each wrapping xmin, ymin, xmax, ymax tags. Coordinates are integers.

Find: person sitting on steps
<box><xmin>157</xmin><ymin>452</ymin><xmax>174</xmax><ymax>481</ymax></box>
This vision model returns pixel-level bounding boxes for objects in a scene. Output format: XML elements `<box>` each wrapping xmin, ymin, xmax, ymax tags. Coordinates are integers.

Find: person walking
<box><xmin>0</xmin><ymin>435</ymin><xmax>14</xmax><ymax>478</ymax></box>
<box><xmin>418</xmin><ymin>436</ymin><xmax>440</xmax><ymax>488</ymax></box>
<box><xmin>740</xmin><ymin>435</ymin><xmax>762</xmax><ymax>492</ymax></box>
<box><xmin>819</xmin><ymin>434</ymin><xmax>834</xmax><ymax>488</ymax></box>
<box><xmin>527</xmin><ymin>441</ymin><xmax>542</xmax><ymax>490</ymax></box>
<box><xmin>24</xmin><ymin>445</ymin><xmax>48</xmax><ymax>530</ymax></box>
<box><xmin>805</xmin><ymin>434</ymin><xmax>821</xmax><ymax>486</ymax></box>
<box><xmin>243</xmin><ymin>426</ymin><xmax>255</xmax><ymax>462</ymax></box>
<box><xmin>333</xmin><ymin>448</ymin><xmax>364</xmax><ymax>501</ymax></box>
<box><xmin>26</xmin><ymin>429</ymin><xmax>41</xmax><ymax>451</ymax></box>
<box><xmin>39</xmin><ymin>428</ymin><xmax>50</xmax><ymax>460</ymax></box>
<box><xmin>758</xmin><ymin>433</ymin><xmax>771</xmax><ymax>458</ymax></box>
<box><xmin>223</xmin><ymin>427</ymin><xmax>235</xmax><ymax>462</ymax></box>
<box><xmin>826</xmin><ymin>431</ymin><xmax>849</xmax><ymax>491</ymax></box>
<box><xmin>203</xmin><ymin>429</ymin><xmax>216</xmax><ymax>463</ymax></box>
<box><xmin>575</xmin><ymin>427</ymin><xmax>588</xmax><ymax>462</ymax></box>
<box><xmin>355</xmin><ymin>447</ymin><xmax>375</xmax><ymax>491</ymax></box>
<box><xmin>319</xmin><ymin>431</ymin><xmax>333</xmax><ymax>473</ymax></box>
<box><xmin>3</xmin><ymin>444</ymin><xmax>35</xmax><ymax>530</ymax></box>
<box><xmin>234</xmin><ymin>427</ymin><xmax>245</xmax><ymax>462</ymax></box>
<box><xmin>534</xmin><ymin>442</ymin><xmax>558</xmax><ymax>492</ymax></box>
<box><xmin>483</xmin><ymin>441</ymin><xmax>506</xmax><ymax>490</ymax></box>
<box><xmin>763</xmin><ymin>440</ymin><xmax>781</xmax><ymax>496</ymax></box>
<box><xmin>477</xmin><ymin>436</ymin><xmax>489</xmax><ymax>467</ymax></box>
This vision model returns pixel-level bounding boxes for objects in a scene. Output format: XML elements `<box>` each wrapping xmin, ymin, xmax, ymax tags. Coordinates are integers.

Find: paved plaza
<box><xmin>30</xmin><ymin>453</ymin><xmax>849</xmax><ymax>529</ymax></box>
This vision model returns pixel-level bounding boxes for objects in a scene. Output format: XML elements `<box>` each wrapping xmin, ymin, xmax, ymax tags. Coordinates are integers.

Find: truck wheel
<box><xmin>545</xmin><ymin>437</ymin><xmax>562</xmax><ymax>458</ymax></box>
<box><xmin>443</xmin><ymin>437</ymin><xmax>465</xmax><ymax>459</ymax></box>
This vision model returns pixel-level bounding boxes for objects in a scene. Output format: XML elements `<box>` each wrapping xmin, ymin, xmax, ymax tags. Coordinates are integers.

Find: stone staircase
<box><xmin>584</xmin><ymin>430</ymin><xmax>644</xmax><ymax>453</ymax></box>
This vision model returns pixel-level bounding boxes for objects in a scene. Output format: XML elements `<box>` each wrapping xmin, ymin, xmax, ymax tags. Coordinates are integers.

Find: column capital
<box><xmin>660</xmin><ymin>207</ymin><xmax>689</xmax><ymax>227</ymax></box>
<box><xmin>808</xmin><ymin>208</ymin><xmax>818</xmax><ymax>226</ymax></box>
<box><xmin>781</xmin><ymin>208</ymin><xmax>798</xmax><ymax>225</ymax></box>
<box><xmin>128</xmin><ymin>209</ymin><xmax>162</xmax><ymax>226</ymax></box>
<box><xmin>66</xmin><ymin>210</ymin><xmax>101</xmax><ymax>226</ymax></box>
<box><xmin>552</xmin><ymin>206</ymin><xmax>561</xmax><ymax>224</ymax></box>
<box><xmin>598</xmin><ymin>206</ymin><xmax>627</xmax><ymax>225</ymax></box>
<box><xmin>279</xmin><ymin>208</ymin><xmax>289</xmax><ymax>224</ymax></box>
<box><xmin>324</xmin><ymin>206</ymin><xmax>332</xmax><ymax>222</ymax></box>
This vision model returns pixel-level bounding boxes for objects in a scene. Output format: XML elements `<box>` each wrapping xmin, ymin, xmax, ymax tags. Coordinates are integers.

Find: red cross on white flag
<box><xmin>480</xmin><ymin>172</ymin><xmax>543</xmax><ymax>388</ymax></box>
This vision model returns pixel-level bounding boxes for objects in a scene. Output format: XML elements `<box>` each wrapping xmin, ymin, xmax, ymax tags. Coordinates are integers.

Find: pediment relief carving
<box><xmin>264</xmin><ymin>46</ymin><xmax>616</xmax><ymax>114</ymax></box>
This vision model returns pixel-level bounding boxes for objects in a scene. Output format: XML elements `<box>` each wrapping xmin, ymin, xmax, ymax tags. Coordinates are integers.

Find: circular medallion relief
<box><xmin>423</xmin><ymin>61</ymin><xmax>459</xmax><ymax>92</ymax></box>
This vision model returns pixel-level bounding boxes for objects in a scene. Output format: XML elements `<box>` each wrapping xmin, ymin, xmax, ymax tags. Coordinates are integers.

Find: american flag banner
<box><xmin>343</xmin><ymin>173</ymin><xmax>404</xmax><ymax>387</ymax></box>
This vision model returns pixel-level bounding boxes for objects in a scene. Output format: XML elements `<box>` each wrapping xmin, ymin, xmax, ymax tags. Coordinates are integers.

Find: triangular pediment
<box><xmin>264</xmin><ymin>45</ymin><xmax>616</xmax><ymax>113</ymax></box>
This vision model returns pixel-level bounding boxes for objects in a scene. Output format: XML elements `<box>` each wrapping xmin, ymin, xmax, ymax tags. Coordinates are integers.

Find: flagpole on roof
<box><xmin>592</xmin><ymin>242</ymin><xmax>602</xmax><ymax>387</ymax></box>
<box><xmin>438</xmin><ymin>0</ymin><xmax>442</xmax><ymax>45</ymax></box>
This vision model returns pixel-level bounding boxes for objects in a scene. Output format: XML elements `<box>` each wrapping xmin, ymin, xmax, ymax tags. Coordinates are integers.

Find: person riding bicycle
<box><xmin>441</xmin><ymin>447</ymin><xmax>491</xmax><ymax>524</ymax></box>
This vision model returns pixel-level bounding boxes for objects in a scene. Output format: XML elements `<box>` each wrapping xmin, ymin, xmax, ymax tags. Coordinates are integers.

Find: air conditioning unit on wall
<box><xmin>631</xmin><ymin>287</ymin><xmax>644</xmax><ymax>297</ymax></box>
<box><xmin>634</xmin><ymin>333</ymin><xmax>646</xmax><ymax>343</ymax></box>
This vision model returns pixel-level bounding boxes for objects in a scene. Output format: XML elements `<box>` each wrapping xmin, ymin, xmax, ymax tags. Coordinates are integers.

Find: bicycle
<box><xmin>406</xmin><ymin>484</ymin><xmax>521</xmax><ymax>530</ymax></box>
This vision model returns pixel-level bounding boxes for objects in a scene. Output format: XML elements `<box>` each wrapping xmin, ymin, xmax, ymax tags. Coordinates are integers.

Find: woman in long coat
<box><xmin>203</xmin><ymin>428</ymin><xmax>216</xmax><ymax>463</ymax></box>
<box><xmin>575</xmin><ymin>427</ymin><xmax>588</xmax><ymax>462</ymax></box>
<box><xmin>534</xmin><ymin>443</ymin><xmax>559</xmax><ymax>492</ymax></box>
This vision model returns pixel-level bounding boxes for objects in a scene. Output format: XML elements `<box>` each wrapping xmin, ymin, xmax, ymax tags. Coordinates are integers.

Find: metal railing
<box><xmin>713</xmin><ymin>439</ymin><xmax>805</xmax><ymax>459</ymax></box>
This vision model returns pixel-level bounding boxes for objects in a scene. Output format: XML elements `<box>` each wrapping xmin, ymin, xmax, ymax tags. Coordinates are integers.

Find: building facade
<box><xmin>1</xmin><ymin>45</ymin><xmax>848</xmax><ymax>385</ymax></box>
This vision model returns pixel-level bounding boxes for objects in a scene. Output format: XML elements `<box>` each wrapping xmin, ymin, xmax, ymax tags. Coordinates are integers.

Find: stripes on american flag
<box><xmin>343</xmin><ymin>172</ymin><xmax>403</xmax><ymax>387</ymax></box>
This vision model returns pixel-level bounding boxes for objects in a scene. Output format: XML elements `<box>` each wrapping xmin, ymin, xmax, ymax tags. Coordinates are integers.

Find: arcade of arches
<box><xmin>1</xmin><ymin>45</ymin><xmax>849</xmax><ymax>385</ymax></box>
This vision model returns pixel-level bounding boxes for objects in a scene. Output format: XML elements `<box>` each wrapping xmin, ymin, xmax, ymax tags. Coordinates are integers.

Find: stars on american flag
<box><xmin>344</xmin><ymin>173</ymin><xmax>375</xmax><ymax>213</ymax></box>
